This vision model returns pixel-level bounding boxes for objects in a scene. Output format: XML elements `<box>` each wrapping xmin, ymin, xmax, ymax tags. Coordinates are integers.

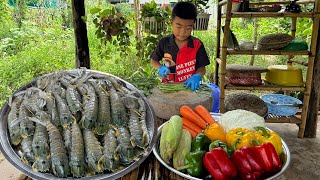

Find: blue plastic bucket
<box><xmin>206</xmin><ymin>83</ymin><xmax>220</xmax><ymax>113</ymax></box>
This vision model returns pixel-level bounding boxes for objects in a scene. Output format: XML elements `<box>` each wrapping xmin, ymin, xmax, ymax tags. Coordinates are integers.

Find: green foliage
<box><xmin>141</xmin><ymin>0</ymin><xmax>170</xmax><ymax>18</ymax></box>
<box><xmin>182</xmin><ymin>0</ymin><xmax>210</xmax><ymax>13</ymax></box>
<box><xmin>138</xmin><ymin>1</ymin><xmax>171</xmax><ymax>63</ymax></box>
<box><xmin>0</xmin><ymin>28</ymin><xmax>74</xmax><ymax>106</ymax></box>
<box><xmin>91</xmin><ymin>4</ymin><xmax>133</xmax><ymax>57</ymax></box>
<box><xmin>0</xmin><ymin>27</ymin><xmax>38</xmax><ymax>58</ymax></box>
<box><xmin>0</xmin><ymin>1</ymin><xmax>11</xmax><ymax>22</ymax></box>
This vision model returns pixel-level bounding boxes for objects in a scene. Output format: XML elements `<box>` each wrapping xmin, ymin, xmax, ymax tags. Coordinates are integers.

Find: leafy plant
<box><xmin>137</xmin><ymin>1</ymin><xmax>170</xmax><ymax>62</ymax></box>
<box><xmin>141</xmin><ymin>0</ymin><xmax>170</xmax><ymax>19</ymax></box>
<box><xmin>90</xmin><ymin>4</ymin><xmax>133</xmax><ymax>56</ymax></box>
<box><xmin>182</xmin><ymin>0</ymin><xmax>210</xmax><ymax>13</ymax></box>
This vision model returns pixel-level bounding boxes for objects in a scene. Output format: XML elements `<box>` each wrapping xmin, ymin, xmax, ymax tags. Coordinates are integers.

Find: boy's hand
<box><xmin>158</xmin><ymin>65</ymin><xmax>170</xmax><ymax>78</ymax></box>
<box><xmin>184</xmin><ymin>74</ymin><xmax>202</xmax><ymax>91</ymax></box>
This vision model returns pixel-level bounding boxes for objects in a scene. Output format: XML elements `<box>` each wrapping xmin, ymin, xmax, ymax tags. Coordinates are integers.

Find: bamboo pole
<box><xmin>287</xmin><ymin>59</ymin><xmax>308</xmax><ymax>66</ymax></box>
<box><xmin>224</xmin><ymin>12</ymin><xmax>317</xmax><ymax>18</ymax></box>
<box><xmin>215</xmin><ymin>0</ymin><xmax>222</xmax><ymax>85</ymax></box>
<box><xmin>134</xmin><ymin>0</ymin><xmax>141</xmax><ymax>40</ymax></box>
<box><xmin>219</xmin><ymin>0</ymin><xmax>233</xmax><ymax>113</ymax></box>
<box><xmin>225</xmin><ymin>84</ymin><xmax>305</xmax><ymax>91</ymax></box>
<box><xmin>265</xmin><ymin>117</ymin><xmax>302</xmax><ymax>124</ymax></box>
<box><xmin>250</xmin><ymin>0</ymin><xmax>315</xmax><ymax>6</ymax></box>
<box><xmin>288</xmin><ymin>17</ymin><xmax>297</xmax><ymax>61</ymax></box>
<box><xmin>218</xmin><ymin>0</ymin><xmax>227</xmax><ymax>6</ymax></box>
<box><xmin>249</xmin><ymin>18</ymin><xmax>258</xmax><ymax>66</ymax></box>
<box><xmin>304</xmin><ymin>0</ymin><xmax>320</xmax><ymax>138</ymax></box>
<box><xmin>226</xmin><ymin>49</ymin><xmax>310</xmax><ymax>55</ymax></box>
<box><xmin>216</xmin><ymin>58</ymin><xmax>222</xmax><ymax>65</ymax></box>
<box><xmin>299</xmin><ymin>0</ymin><xmax>320</xmax><ymax>138</ymax></box>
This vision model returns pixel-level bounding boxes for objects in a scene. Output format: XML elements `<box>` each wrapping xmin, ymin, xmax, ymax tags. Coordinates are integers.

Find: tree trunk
<box><xmin>71</xmin><ymin>0</ymin><xmax>90</xmax><ymax>69</ymax></box>
<box><xmin>304</xmin><ymin>27</ymin><xmax>320</xmax><ymax>138</ymax></box>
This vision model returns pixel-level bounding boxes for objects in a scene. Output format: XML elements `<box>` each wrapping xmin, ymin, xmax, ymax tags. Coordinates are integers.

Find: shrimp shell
<box><xmin>83</xmin><ymin>129</ymin><xmax>103</xmax><ymax>173</ymax></box>
<box><xmin>98</xmin><ymin>128</ymin><xmax>120</xmax><ymax>172</ymax></box>
<box><xmin>69</xmin><ymin>123</ymin><xmax>85</xmax><ymax>177</ymax></box>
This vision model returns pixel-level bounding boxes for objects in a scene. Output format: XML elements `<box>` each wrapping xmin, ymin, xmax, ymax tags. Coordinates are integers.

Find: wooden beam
<box><xmin>225</xmin><ymin>84</ymin><xmax>305</xmax><ymax>91</ymax></box>
<box><xmin>71</xmin><ymin>0</ymin><xmax>90</xmax><ymax>69</ymax></box>
<box><xmin>223</xmin><ymin>12</ymin><xmax>317</xmax><ymax>18</ymax></box>
<box><xmin>249</xmin><ymin>0</ymin><xmax>315</xmax><ymax>6</ymax></box>
<box><xmin>227</xmin><ymin>49</ymin><xmax>310</xmax><ymax>55</ymax></box>
<box><xmin>305</xmin><ymin>1</ymin><xmax>320</xmax><ymax>137</ymax></box>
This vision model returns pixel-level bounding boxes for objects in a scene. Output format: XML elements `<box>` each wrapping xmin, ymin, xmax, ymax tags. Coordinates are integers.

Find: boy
<box><xmin>150</xmin><ymin>2</ymin><xmax>210</xmax><ymax>91</ymax></box>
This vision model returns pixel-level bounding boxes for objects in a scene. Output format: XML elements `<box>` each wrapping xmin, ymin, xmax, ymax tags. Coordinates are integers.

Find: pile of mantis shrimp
<box><xmin>6</xmin><ymin>69</ymin><xmax>150</xmax><ymax>178</ymax></box>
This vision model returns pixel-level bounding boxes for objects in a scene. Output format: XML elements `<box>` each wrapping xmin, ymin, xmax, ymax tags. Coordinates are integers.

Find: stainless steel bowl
<box><xmin>0</xmin><ymin>70</ymin><xmax>157</xmax><ymax>180</ymax></box>
<box><xmin>153</xmin><ymin>113</ymin><xmax>291</xmax><ymax>180</ymax></box>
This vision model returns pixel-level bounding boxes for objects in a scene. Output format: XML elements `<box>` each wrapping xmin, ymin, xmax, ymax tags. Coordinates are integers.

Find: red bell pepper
<box><xmin>232</xmin><ymin>146</ymin><xmax>264</xmax><ymax>180</ymax></box>
<box><xmin>255</xmin><ymin>142</ymin><xmax>281</xmax><ymax>173</ymax></box>
<box><xmin>202</xmin><ymin>147</ymin><xmax>237</xmax><ymax>180</ymax></box>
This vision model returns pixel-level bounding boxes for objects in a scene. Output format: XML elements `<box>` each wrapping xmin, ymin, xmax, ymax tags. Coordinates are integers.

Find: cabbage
<box><xmin>219</xmin><ymin>109</ymin><xmax>265</xmax><ymax>133</ymax></box>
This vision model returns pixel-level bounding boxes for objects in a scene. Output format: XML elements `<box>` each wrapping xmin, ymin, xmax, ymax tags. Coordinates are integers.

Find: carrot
<box><xmin>183</xmin><ymin>125</ymin><xmax>197</xmax><ymax>138</ymax></box>
<box><xmin>182</xmin><ymin>117</ymin><xmax>203</xmax><ymax>134</ymax></box>
<box><xmin>194</xmin><ymin>105</ymin><xmax>217</xmax><ymax>125</ymax></box>
<box><xmin>180</xmin><ymin>105</ymin><xmax>207</xmax><ymax>129</ymax></box>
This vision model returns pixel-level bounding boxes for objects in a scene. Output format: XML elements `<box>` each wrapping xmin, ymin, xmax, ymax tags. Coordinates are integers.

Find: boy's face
<box><xmin>171</xmin><ymin>16</ymin><xmax>194</xmax><ymax>42</ymax></box>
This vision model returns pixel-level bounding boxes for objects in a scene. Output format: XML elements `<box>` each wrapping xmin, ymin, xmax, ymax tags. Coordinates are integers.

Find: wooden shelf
<box><xmin>249</xmin><ymin>1</ymin><xmax>315</xmax><ymax>6</ymax></box>
<box><xmin>226</xmin><ymin>49</ymin><xmax>310</xmax><ymax>55</ymax></box>
<box><xmin>219</xmin><ymin>0</ymin><xmax>315</xmax><ymax>7</ymax></box>
<box><xmin>222</xmin><ymin>12</ymin><xmax>317</xmax><ymax>18</ymax></box>
<box><xmin>225</xmin><ymin>84</ymin><xmax>305</xmax><ymax>91</ymax></box>
<box><xmin>265</xmin><ymin>116</ymin><xmax>302</xmax><ymax>124</ymax></box>
<box><xmin>215</xmin><ymin>0</ymin><xmax>320</xmax><ymax>137</ymax></box>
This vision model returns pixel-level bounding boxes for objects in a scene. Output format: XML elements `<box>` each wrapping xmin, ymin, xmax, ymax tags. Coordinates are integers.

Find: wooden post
<box><xmin>299</xmin><ymin>1</ymin><xmax>320</xmax><ymax>137</ymax></box>
<box><xmin>71</xmin><ymin>0</ymin><xmax>90</xmax><ymax>69</ymax></box>
<box><xmin>134</xmin><ymin>0</ymin><xmax>141</xmax><ymax>40</ymax></box>
<box><xmin>249</xmin><ymin>18</ymin><xmax>258</xmax><ymax>66</ymax></box>
<box><xmin>304</xmin><ymin>1</ymin><xmax>320</xmax><ymax>138</ymax></box>
<box><xmin>214</xmin><ymin>0</ymin><xmax>222</xmax><ymax>85</ymax></box>
<box><xmin>219</xmin><ymin>0</ymin><xmax>233</xmax><ymax>113</ymax></box>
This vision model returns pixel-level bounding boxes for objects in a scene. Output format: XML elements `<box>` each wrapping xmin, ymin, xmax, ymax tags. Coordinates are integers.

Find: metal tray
<box><xmin>153</xmin><ymin>113</ymin><xmax>291</xmax><ymax>180</ymax></box>
<box><xmin>0</xmin><ymin>69</ymin><xmax>158</xmax><ymax>180</ymax></box>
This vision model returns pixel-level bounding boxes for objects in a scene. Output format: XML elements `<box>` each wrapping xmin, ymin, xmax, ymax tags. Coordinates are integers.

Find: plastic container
<box><xmin>265</xmin><ymin>64</ymin><xmax>304</xmax><ymax>86</ymax></box>
<box><xmin>222</xmin><ymin>0</ymin><xmax>240</xmax><ymax>14</ymax></box>
<box><xmin>206</xmin><ymin>83</ymin><xmax>220</xmax><ymax>113</ymax></box>
<box><xmin>260</xmin><ymin>94</ymin><xmax>302</xmax><ymax>116</ymax></box>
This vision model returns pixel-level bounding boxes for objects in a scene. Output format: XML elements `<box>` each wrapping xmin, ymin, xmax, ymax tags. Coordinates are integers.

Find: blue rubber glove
<box><xmin>183</xmin><ymin>74</ymin><xmax>202</xmax><ymax>91</ymax></box>
<box><xmin>158</xmin><ymin>65</ymin><xmax>170</xmax><ymax>78</ymax></box>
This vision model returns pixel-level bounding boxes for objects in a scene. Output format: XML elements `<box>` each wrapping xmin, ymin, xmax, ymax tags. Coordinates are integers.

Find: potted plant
<box><xmin>140</xmin><ymin>0</ymin><xmax>171</xmax><ymax>34</ymax></box>
<box><xmin>182</xmin><ymin>0</ymin><xmax>211</xmax><ymax>30</ymax></box>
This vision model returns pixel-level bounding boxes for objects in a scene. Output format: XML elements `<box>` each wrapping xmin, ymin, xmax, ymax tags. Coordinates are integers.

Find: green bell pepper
<box><xmin>177</xmin><ymin>150</ymin><xmax>206</xmax><ymax>178</ymax></box>
<box><xmin>191</xmin><ymin>132</ymin><xmax>211</xmax><ymax>152</ymax></box>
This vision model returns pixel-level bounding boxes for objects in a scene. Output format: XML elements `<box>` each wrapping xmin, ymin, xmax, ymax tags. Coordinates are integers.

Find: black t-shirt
<box><xmin>151</xmin><ymin>34</ymin><xmax>210</xmax><ymax>73</ymax></box>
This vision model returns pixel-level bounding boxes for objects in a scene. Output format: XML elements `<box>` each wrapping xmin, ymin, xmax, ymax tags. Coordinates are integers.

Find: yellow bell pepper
<box><xmin>226</xmin><ymin>128</ymin><xmax>256</xmax><ymax>150</ymax></box>
<box><xmin>254</xmin><ymin>126</ymin><xmax>283</xmax><ymax>155</ymax></box>
<box><xmin>204</xmin><ymin>123</ymin><xmax>227</xmax><ymax>143</ymax></box>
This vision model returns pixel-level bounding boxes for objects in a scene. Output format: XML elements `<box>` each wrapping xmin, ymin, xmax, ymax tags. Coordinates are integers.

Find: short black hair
<box><xmin>171</xmin><ymin>2</ymin><xmax>197</xmax><ymax>21</ymax></box>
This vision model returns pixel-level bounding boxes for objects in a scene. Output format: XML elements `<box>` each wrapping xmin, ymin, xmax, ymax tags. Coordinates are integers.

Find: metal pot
<box><xmin>265</xmin><ymin>64</ymin><xmax>303</xmax><ymax>86</ymax></box>
<box><xmin>153</xmin><ymin>113</ymin><xmax>291</xmax><ymax>180</ymax></box>
<box><xmin>0</xmin><ymin>70</ymin><xmax>157</xmax><ymax>180</ymax></box>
